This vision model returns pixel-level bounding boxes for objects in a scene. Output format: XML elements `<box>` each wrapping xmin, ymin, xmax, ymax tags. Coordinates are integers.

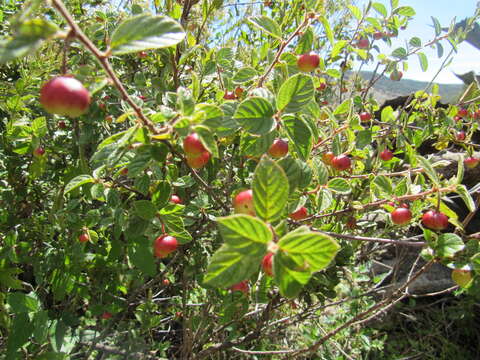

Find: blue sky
<box><xmin>359</xmin><ymin>0</ymin><xmax>479</xmax><ymax>83</ymax></box>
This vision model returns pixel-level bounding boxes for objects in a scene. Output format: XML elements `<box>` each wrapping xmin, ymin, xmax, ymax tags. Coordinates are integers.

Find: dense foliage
<box><xmin>1</xmin><ymin>0</ymin><xmax>480</xmax><ymax>358</ymax></box>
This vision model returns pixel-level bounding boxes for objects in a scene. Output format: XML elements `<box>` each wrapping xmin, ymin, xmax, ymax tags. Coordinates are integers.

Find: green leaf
<box><xmin>7</xmin><ymin>292</ymin><xmax>40</xmax><ymax>313</ymax></box>
<box><xmin>253</xmin><ymin>157</ymin><xmax>289</xmax><ymax>223</ymax></box>
<box><xmin>177</xmin><ymin>87</ymin><xmax>195</xmax><ymax>116</ymax></box>
<box><xmin>193</xmin><ymin>125</ymin><xmax>219</xmax><ymax>158</ymax></box>
<box><xmin>247</xmin><ymin>15</ymin><xmax>281</xmax><ymax>39</ymax></box>
<box><xmin>333</xmin><ymin>99</ymin><xmax>351</xmax><ymax>115</ymax></box>
<box><xmin>374</xmin><ymin>175</ymin><xmax>393</xmax><ymax>195</ymax></box>
<box><xmin>356</xmin><ymin>129</ymin><xmax>371</xmax><ymax>149</ymax></box>
<box><xmin>32</xmin><ymin>116</ymin><xmax>47</xmax><ymax>137</ymax></box>
<box><xmin>277</xmin><ymin>157</ymin><xmax>301</xmax><ymax>192</ymax></box>
<box><xmin>19</xmin><ymin>18</ymin><xmax>59</xmax><ymax>38</ymax></box>
<box><xmin>318</xmin><ymin>188</ymin><xmax>333</xmax><ymax>211</ymax></box>
<box><xmin>217</xmin><ymin>47</ymin><xmax>233</xmax><ymax>67</ymax></box>
<box><xmin>297</xmin><ymin>159</ymin><xmax>313</xmax><ymax>188</ymax></box>
<box><xmin>240</xmin><ymin>132</ymin><xmax>275</xmax><ymax>157</ymax></box>
<box><xmin>437</xmin><ymin>42</ymin><xmax>444</xmax><ymax>58</ymax></box>
<box><xmin>283</xmin><ymin>115</ymin><xmax>313</xmax><ymax>161</ymax></box>
<box><xmin>417</xmin><ymin>155</ymin><xmax>440</xmax><ymax>185</ymax></box>
<box><xmin>331</xmin><ymin>40</ymin><xmax>347</xmax><ymax>58</ymax></box>
<box><xmin>391</xmin><ymin>47</ymin><xmax>407</xmax><ymax>59</ymax></box>
<box><xmin>274</xmin><ymin>251</ymin><xmax>311</xmax><ymax>298</ymax></box>
<box><xmin>111</xmin><ymin>14</ymin><xmax>185</xmax><ymax>55</ymax></box>
<box><xmin>327</xmin><ymin>178</ymin><xmax>351</xmax><ymax>194</ymax></box>
<box><xmin>33</xmin><ymin>310</ymin><xmax>49</xmax><ymax>344</ymax></box>
<box><xmin>326</xmin><ymin>68</ymin><xmax>341</xmax><ymax>78</ymax></box>
<box><xmin>296</xmin><ymin>27</ymin><xmax>313</xmax><ymax>54</ymax></box>
<box><xmin>233</xmin><ymin>67</ymin><xmax>257</xmax><ymax>83</ymax></box>
<box><xmin>435</xmin><ymin>233</ymin><xmax>465</xmax><ymax>258</ymax></box>
<box><xmin>409</xmin><ymin>37</ymin><xmax>422</xmax><ymax>47</ymax></box>
<box><xmin>381</xmin><ymin>106</ymin><xmax>394</xmax><ymax>122</ymax></box>
<box><xmin>417</xmin><ymin>52</ymin><xmax>428</xmax><ymax>71</ymax></box>
<box><xmin>133</xmin><ymin>200</ymin><xmax>157</xmax><ymax>220</ymax></box>
<box><xmin>0</xmin><ymin>268</ymin><xmax>22</xmax><ymax>289</ymax></box>
<box><xmin>456</xmin><ymin>185</ymin><xmax>475</xmax><ymax>212</ymax></box>
<box><xmin>234</xmin><ymin>97</ymin><xmax>275</xmax><ymax>135</ymax></box>
<box><xmin>278</xmin><ymin>227</ymin><xmax>339</xmax><ymax>272</ymax></box>
<box><xmin>277</xmin><ymin>74</ymin><xmax>314</xmax><ymax>113</ymax></box>
<box><xmin>6</xmin><ymin>313</ymin><xmax>32</xmax><ymax>357</ymax></box>
<box><xmin>217</xmin><ymin>214</ymin><xmax>272</xmax><ymax>247</ymax></box>
<box><xmin>197</xmin><ymin>103</ymin><xmax>224</xmax><ymax>128</ymax></box>
<box><xmin>0</xmin><ymin>35</ymin><xmax>43</xmax><ymax>64</ymax></box>
<box><xmin>348</xmin><ymin>5</ymin><xmax>362</xmax><ymax>20</ymax></box>
<box><xmin>372</xmin><ymin>2</ymin><xmax>388</xmax><ymax>17</ymax></box>
<box><xmin>203</xmin><ymin>243</ymin><xmax>265</xmax><ymax>288</ymax></box>
<box><xmin>319</xmin><ymin>16</ymin><xmax>333</xmax><ymax>45</ymax></box>
<box><xmin>431</xmin><ymin>16</ymin><xmax>442</xmax><ymax>36</ymax></box>
<box><xmin>64</xmin><ymin>175</ymin><xmax>94</xmax><ymax>194</ymax></box>
<box><xmin>0</xmin><ymin>19</ymin><xmax>59</xmax><ymax>64</ymax></box>
<box><xmin>151</xmin><ymin>181</ymin><xmax>172</xmax><ymax>210</ymax></box>
<box><xmin>128</xmin><ymin>150</ymin><xmax>152</xmax><ymax>177</ymax></box>
<box><xmin>395</xmin><ymin>6</ymin><xmax>415</xmax><ymax>17</ymax></box>
<box><xmin>128</xmin><ymin>239</ymin><xmax>155</xmax><ymax>276</ymax></box>
<box><xmin>456</xmin><ymin>153</ymin><xmax>464</xmax><ymax>184</ymax></box>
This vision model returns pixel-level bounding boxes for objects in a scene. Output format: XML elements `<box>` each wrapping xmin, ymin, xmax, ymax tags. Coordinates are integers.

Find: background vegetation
<box><xmin>1</xmin><ymin>0</ymin><xmax>480</xmax><ymax>359</ymax></box>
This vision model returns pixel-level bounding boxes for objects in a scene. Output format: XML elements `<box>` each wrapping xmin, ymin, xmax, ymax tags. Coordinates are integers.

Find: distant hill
<box><xmin>350</xmin><ymin>71</ymin><xmax>464</xmax><ymax>104</ymax></box>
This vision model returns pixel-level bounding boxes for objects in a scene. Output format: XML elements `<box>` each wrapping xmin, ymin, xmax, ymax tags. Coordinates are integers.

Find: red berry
<box><xmin>356</xmin><ymin>38</ymin><xmax>370</xmax><ymax>49</ymax></box>
<box><xmin>317</xmin><ymin>83</ymin><xmax>327</xmax><ymax>91</ymax></box>
<box><xmin>223</xmin><ymin>91</ymin><xmax>236</xmax><ymax>100</ymax></box>
<box><xmin>457</xmin><ymin>108</ymin><xmax>468</xmax><ymax>118</ymax></box>
<box><xmin>322</xmin><ymin>151</ymin><xmax>334</xmax><ymax>165</ymax></box>
<box><xmin>373</xmin><ymin>31</ymin><xmax>384</xmax><ymax>40</ymax></box>
<box><xmin>464</xmin><ymin>157</ymin><xmax>479</xmax><ymax>169</ymax></box>
<box><xmin>268</xmin><ymin>139</ymin><xmax>288</xmax><ymax>158</ymax></box>
<box><xmin>101</xmin><ymin>312</ymin><xmax>112</xmax><ymax>320</ymax></box>
<box><xmin>235</xmin><ymin>87</ymin><xmax>244</xmax><ymax>98</ymax></box>
<box><xmin>33</xmin><ymin>147</ymin><xmax>45</xmax><ymax>157</ymax></box>
<box><xmin>170</xmin><ymin>195</ymin><xmax>182</xmax><ymax>204</ymax></box>
<box><xmin>359</xmin><ymin>112</ymin><xmax>372</xmax><ymax>122</ymax></box>
<box><xmin>78</xmin><ymin>233</ymin><xmax>89</xmax><ymax>243</ymax></box>
<box><xmin>456</xmin><ymin>131</ymin><xmax>466</xmax><ymax>141</ymax></box>
<box><xmin>162</xmin><ymin>279</ymin><xmax>170</xmax><ymax>286</ymax></box>
<box><xmin>233</xmin><ymin>190</ymin><xmax>255</xmax><ymax>216</ymax></box>
<box><xmin>230</xmin><ymin>280</ymin><xmax>249</xmax><ymax>294</ymax></box>
<box><xmin>297</xmin><ymin>52</ymin><xmax>320</xmax><ymax>72</ymax></box>
<box><xmin>421</xmin><ymin>210</ymin><xmax>449</xmax><ymax>231</ymax></box>
<box><xmin>186</xmin><ymin>151</ymin><xmax>210</xmax><ymax>169</ymax></box>
<box><xmin>153</xmin><ymin>235</ymin><xmax>178</xmax><ymax>258</ymax></box>
<box><xmin>289</xmin><ymin>206</ymin><xmax>308</xmax><ymax>221</ymax></box>
<box><xmin>331</xmin><ymin>155</ymin><xmax>351</xmax><ymax>171</ymax></box>
<box><xmin>262</xmin><ymin>253</ymin><xmax>274</xmax><ymax>277</ymax></box>
<box><xmin>40</xmin><ymin>76</ymin><xmax>90</xmax><ymax>117</ymax></box>
<box><xmin>183</xmin><ymin>133</ymin><xmax>207</xmax><ymax>156</ymax></box>
<box><xmin>380</xmin><ymin>149</ymin><xmax>394</xmax><ymax>161</ymax></box>
<box><xmin>390</xmin><ymin>71</ymin><xmax>403</xmax><ymax>81</ymax></box>
<box><xmin>346</xmin><ymin>217</ymin><xmax>357</xmax><ymax>229</ymax></box>
<box><xmin>391</xmin><ymin>208</ymin><xmax>412</xmax><ymax>225</ymax></box>
<box><xmin>137</xmin><ymin>51</ymin><xmax>148</xmax><ymax>58</ymax></box>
